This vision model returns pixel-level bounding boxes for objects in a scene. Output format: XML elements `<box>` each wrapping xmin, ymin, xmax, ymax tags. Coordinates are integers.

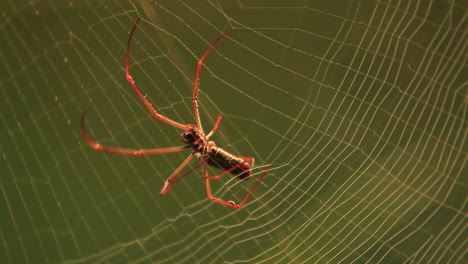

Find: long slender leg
<box><xmin>205</xmin><ymin>163</ymin><xmax>270</xmax><ymax>209</ymax></box>
<box><xmin>234</xmin><ymin>165</ymin><xmax>270</xmax><ymax>209</ymax></box>
<box><xmin>206</xmin><ymin>114</ymin><xmax>222</xmax><ymax>139</ymax></box>
<box><xmin>126</xmin><ymin>17</ymin><xmax>186</xmax><ymax>130</ymax></box>
<box><xmin>160</xmin><ymin>153</ymin><xmax>200</xmax><ymax>196</ymax></box>
<box><xmin>81</xmin><ymin>110</ymin><xmax>188</xmax><ymax>156</ymax></box>
<box><xmin>192</xmin><ymin>29</ymin><xmax>234</xmax><ymax>133</ymax></box>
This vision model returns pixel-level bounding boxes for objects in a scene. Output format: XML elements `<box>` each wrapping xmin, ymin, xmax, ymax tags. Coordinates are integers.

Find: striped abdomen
<box><xmin>206</xmin><ymin>147</ymin><xmax>251</xmax><ymax>180</ymax></box>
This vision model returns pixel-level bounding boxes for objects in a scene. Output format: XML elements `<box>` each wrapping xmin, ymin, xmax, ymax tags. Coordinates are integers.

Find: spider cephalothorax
<box><xmin>181</xmin><ymin>125</ymin><xmax>205</xmax><ymax>151</ymax></box>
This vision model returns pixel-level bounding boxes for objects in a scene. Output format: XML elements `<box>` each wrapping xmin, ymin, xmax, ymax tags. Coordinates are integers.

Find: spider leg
<box><xmin>232</xmin><ymin>165</ymin><xmax>269</xmax><ymax>209</ymax></box>
<box><xmin>81</xmin><ymin>110</ymin><xmax>189</xmax><ymax>156</ymax></box>
<box><xmin>160</xmin><ymin>153</ymin><xmax>203</xmax><ymax>196</ymax></box>
<box><xmin>205</xmin><ymin>162</ymin><xmax>270</xmax><ymax>209</ymax></box>
<box><xmin>126</xmin><ymin>17</ymin><xmax>186</xmax><ymax>130</ymax></box>
<box><xmin>192</xmin><ymin>29</ymin><xmax>233</xmax><ymax>133</ymax></box>
<box><xmin>206</xmin><ymin>114</ymin><xmax>222</xmax><ymax>139</ymax></box>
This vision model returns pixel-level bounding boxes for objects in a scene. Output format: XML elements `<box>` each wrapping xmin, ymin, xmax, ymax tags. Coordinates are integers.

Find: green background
<box><xmin>1</xmin><ymin>0</ymin><xmax>466</xmax><ymax>263</ymax></box>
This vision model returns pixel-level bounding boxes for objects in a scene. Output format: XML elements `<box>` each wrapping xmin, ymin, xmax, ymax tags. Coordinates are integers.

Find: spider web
<box><xmin>0</xmin><ymin>0</ymin><xmax>466</xmax><ymax>263</ymax></box>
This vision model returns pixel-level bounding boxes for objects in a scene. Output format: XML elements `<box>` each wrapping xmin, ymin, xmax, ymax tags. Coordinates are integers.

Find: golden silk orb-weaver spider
<box><xmin>80</xmin><ymin>18</ymin><xmax>270</xmax><ymax>209</ymax></box>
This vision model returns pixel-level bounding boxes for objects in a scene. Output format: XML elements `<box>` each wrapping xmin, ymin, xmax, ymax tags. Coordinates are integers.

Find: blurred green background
<box><xmin>0</xmin><ymin>0</ymin><xmax>466</xmax><ymax>263</ymax></box>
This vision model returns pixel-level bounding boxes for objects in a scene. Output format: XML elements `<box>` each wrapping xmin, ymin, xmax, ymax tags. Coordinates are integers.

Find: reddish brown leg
<box><xmin>206</xmin><ymin>114</ymin><xmax>223</xmax><ymax>139</ymax></box>
<box><xmin>126</xmin><ymin>17</ymin><xmax>186</xmax><ymax>130</ymax></box>
<box><xmin>81</xmin><ymin>110</ymin><xmax>189</xmax><ymax>156</ymax></box>
<box><xmin>192</xmin><ymin>29</ymin><xmax>233</xmax><ymax>132</ymax></box>
<box><xmin>160</xmin><ymin>154</ymin><xmax>203</xmax><ymax>196</ymax></box>
<box><xmin>205</xmin><ymin>163</ymin><xmax>270</xmax><ymax>209</ymax></box>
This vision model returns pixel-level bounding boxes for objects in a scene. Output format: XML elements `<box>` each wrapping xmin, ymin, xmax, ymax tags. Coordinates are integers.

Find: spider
<box><xmin>80</xmin><ymin>17</ymin><xmax>270</xmax><ymax>209</ymax></box>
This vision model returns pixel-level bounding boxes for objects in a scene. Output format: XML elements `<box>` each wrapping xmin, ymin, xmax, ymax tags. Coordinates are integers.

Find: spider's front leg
<box><xmin>125</xmin><ymin>17</ymin><xmax>186</xmax><ymax>130</ymax></box>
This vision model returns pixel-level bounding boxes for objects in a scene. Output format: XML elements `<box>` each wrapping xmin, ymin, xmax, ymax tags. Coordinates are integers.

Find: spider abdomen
<box><xmin>207</xmin><ymin>147</ymin><xmax>251</xmax><ymax>180</ymax></box>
